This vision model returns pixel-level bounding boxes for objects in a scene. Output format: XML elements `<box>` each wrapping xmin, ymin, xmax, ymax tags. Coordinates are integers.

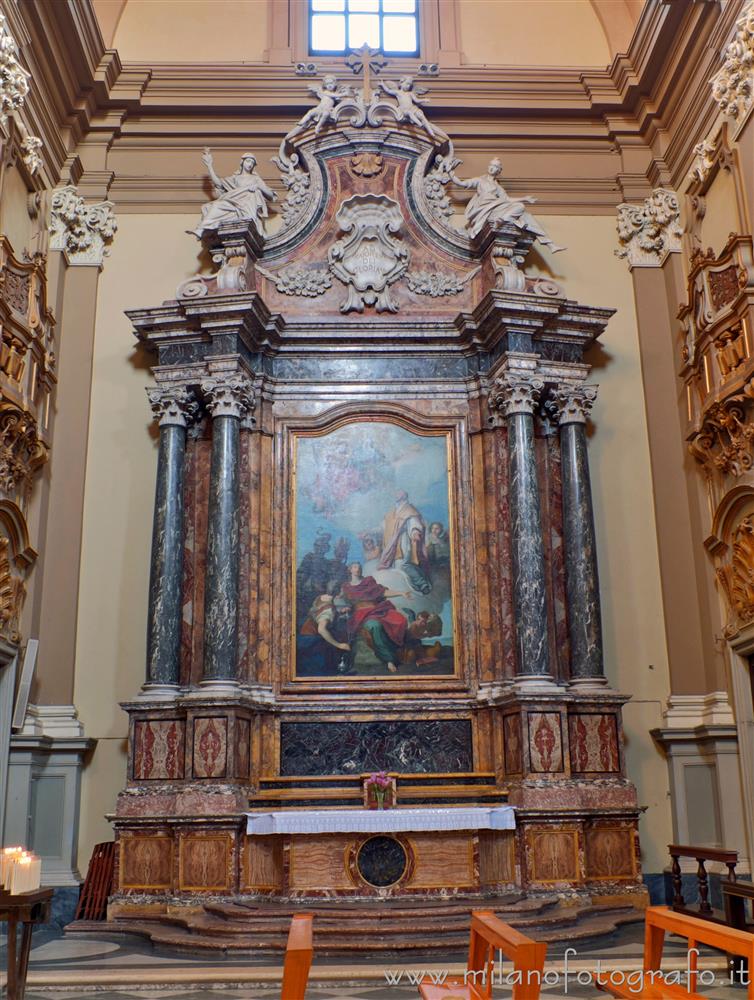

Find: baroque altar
<box><xmin>110</xmin><ymin>55</ymin><xmax>644</xmax><ymax>921</ymax></box>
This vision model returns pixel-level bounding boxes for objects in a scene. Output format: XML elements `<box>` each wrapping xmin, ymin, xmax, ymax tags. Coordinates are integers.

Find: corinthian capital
<box><xmin>711</xmin><ymin>1</ymin><xmax>754</xmax><ymax>122</ymax></box>
<box><xmin>489</xmin><ymin>373</ymin><xmax>545</xmax><ymax>418</ymax></box>
<box><xmin>201</xmin><ymin>374</ymin><xmax>255</xmax><ymax>420</ymax></box>
<box><xmin>0</xmin><ymin>14</ymin><xmax>30</xmax><ymax>127</ymax></box>
<box><xmin>615</xmin><ymin>188</ymin><xmax>681</xmax><ymax>269</ymax></box>
<box><xmin>49</xmin><ymin>185</ymin><xmax>117</xmax><ymax>267</ymax></box>
<box><xmin>147</xmin><ymin>386</ymin><xmax>199</xmax><ymax>428</ymax></box>
<box><xmin>549</xmin><ymin>384</ymin><xmax>598</xmax><ymax>425</ymax></box>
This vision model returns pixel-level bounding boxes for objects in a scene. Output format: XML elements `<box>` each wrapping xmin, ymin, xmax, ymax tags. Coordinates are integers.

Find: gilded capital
<box><xmin>615</xmin><ymin>188</ymin><xmax>681</xmax><ymax>269</ymax></box>
<box><xmin>489</xmin><ymin>373</ymin><xmax>544</xmax><ymax>418</ymax></box>
<box><xmin>549</xmin><ymin>384</ymin><xmax>598</xmax><ymax>425</ymax></box>
<box><xmin>49</xmin><ymin>186</ymin><xmax>117</xmax><ymax>267</ymax></box>
<box><xmin>147</xmin><ymin>386</ymin><xmax>200</xmax><ymax>429</ymax></box>
<box><xmin>201</xmin><ymin>374</ymin><xmax>256</xmax><ymax>420</ymax></box>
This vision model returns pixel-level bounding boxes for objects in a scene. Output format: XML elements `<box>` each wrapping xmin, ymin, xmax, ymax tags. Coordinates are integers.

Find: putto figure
<box><xmin>190</xmin><ymin>149</ymin><xmax>277</xmax><ymax>239</ymax></box>
<box><xmin>292</xmin><ymin>74</ymin><xmax>352</xmax><ymax>137</ymax></box>
<box><xmin>453</xmin><ymin>157</ymin><xmax>565</xmax><ymax>251</ymax></box>
<box><xmin>377</xmin><ymin>76</ymin><xmax>445</xmax><ymax>141</ymax></box>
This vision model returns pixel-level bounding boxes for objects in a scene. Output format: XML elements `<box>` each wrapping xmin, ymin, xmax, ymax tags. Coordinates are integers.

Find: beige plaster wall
<box><xmin>75</xmin><ymin>215</ymin><xmax>200</xmax><ymax>861</ymax></box>
<box><xmin>530</xmin><ymin>216</ymin><xmax>673</xmax><ymax>874</ymax></box>
<box><xmin>74</xmin><ymin>212</ymin><xmax>672</xmax><ymax>874</ymax></box>
<box><xmin>699</xmin><ymin>166</ymin><xmax>741</xmax><ymax>257</ymax></box>
<box><xmin>113</xmin><ymin>0</ymin><xmax>268</xmax><ymax>62</ymax></box>
<box><xmin>457</xmin><ymin>0</ymin><xmax>611</xmax><ymax>67</ymax></box>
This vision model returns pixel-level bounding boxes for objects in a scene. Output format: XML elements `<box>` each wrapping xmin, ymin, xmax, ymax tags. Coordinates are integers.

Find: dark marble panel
<box><xmin>280</xmin><ymin>719</ymin><xmax>473</xmax><ymax>775</ymax></box>
<box><xmin>357</xmin><ymin>835</ymin><xmax>407</xmax><ymax>887</ymax></box>
<box><xmin>270</xmin><ymin>355</ymin><xmax>472</xmax><ymax>382</ymax></box>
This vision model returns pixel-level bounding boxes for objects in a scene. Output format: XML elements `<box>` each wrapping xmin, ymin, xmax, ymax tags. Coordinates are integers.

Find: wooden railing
<box><xmin>668</xmin><ymin>843</ymin><xmax>738</xmax><ymax>919</ymax></box>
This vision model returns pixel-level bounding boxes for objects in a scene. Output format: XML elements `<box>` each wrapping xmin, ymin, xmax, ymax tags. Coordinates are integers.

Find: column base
<box><xmin>513</xmin><ymin>674</ymin><xmax>565</xmax><ymax>692</ymax></box>
<box><xmin>137</xmin><ymin>682</ymin><xmax>181</xmax><ymax>700</ymax></box>
<box><xmin>194</xmin><ymin>678</ymin><xmax>242</xmax><ymax>698</ymax></box>
<box><xmin>568</xmin><ymin>675</ymin><xmax>611</xmax><ymax>691</ymax></box>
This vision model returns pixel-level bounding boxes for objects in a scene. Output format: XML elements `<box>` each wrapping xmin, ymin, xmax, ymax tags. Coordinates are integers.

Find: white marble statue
<box><xmin>293</xmin><ymin>74</ymin><xmax>352</xmax><ymax>137</ymax></box>
<box><xmin>453</xmin><ymin>158</ymin><xmax>564</xmax><ymax>251</ymax></box>
<box><xmin>190</xmin><ymin>149</ymin><xmax>276</xmax><ymax>239</ymax></box>
<box><xmin>377</xmin><ymin>76</ymin><xmax>445</xmax><ymax>141</ymax></box>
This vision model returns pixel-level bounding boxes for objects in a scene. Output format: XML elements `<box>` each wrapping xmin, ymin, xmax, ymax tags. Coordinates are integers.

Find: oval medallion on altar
<box><xmin>356</xmin><ymin>835</ymin><xmax>408</xmax><ymax>887</ymax></box>
<box><xmin>294</xmin><ymin>420</ymin><xmax>456</xmax><ymax>678</ymax></box>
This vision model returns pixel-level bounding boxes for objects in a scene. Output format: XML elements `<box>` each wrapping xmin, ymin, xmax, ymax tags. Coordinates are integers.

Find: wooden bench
<box><xmin>418</xmin><ymin>909</ymin><xmax>547</xmax><ymax>1000</ymax></box>
<box><xmin>281</xmin><ymin>913</ymin><xmax>314</xmax><ymax>1000</ymax></box>
<box><xmin>594</xmin><ymin>905</ymin><xmax>754</xmax><ymax>998</ymax></box>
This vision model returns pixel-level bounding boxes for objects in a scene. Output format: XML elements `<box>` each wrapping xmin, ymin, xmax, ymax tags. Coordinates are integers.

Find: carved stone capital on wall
<box><xmin>489</xmin><ymin>373</ymin><xmax>545</xmax><ymax>418</ymax></box>
<box><xmin>146</xmin><ymin>386</ymin><xmax>200</xmax><ymax>429</ymax></box>
<box><xmin>711</xmin><ymin>0</ymin><xmax>754</xmax><ymax>122</ymax></box>
<box><xmin>201</xmin><ymin>374</ymin><xmax>255</xmax><ymax>420</ymax></box>
<box><xmin>49</xmin><ymin>185</ymin><xmax>117</xmax><ymax>267</ymax></box>
<box><xmin>0</xmin><ymin>14</ymin><xmax>30</xmax><ymax>128</ymax></box>
<box><xmin>549</xmin><ymin>384</ymin><xmax>598</xmax><ymax>425</ymax></box>
<box><xmin>615</xmin><ymin>188</ymin><xmax>682</xmax><ymax>269</ymax></box>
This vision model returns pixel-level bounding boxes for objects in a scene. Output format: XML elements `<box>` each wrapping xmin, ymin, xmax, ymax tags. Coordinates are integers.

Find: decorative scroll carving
<box><xmin>147</xmin><ymin>386</ymin><xmax>199</xmax><ymax>429</ymax></box>
<box><xmin>711</xmin><ymin>1</ymin><xmax>754</xmax><ymax>121</ymax></box>
<box><xmin>615</xmin><ymin>188</ymin><xmax>682</xmax><ymax>268</ymax></box>
<box><xmin>190</xmin><ymin>150</ymin><xmax>276</xmax><ymax>240</ymax></box>
<box><xmin>17</xmin><ymin>121</ymin><xmax>41</xmax><ymax>175</ymax></box>
<box><xmin>328</xmin><ymin>194</ymin><xmax>409</xmax><ymax>313</ymax></box>
<box><xmin>423</xmin><ymin>152</ymin><xmax>460</xmax><ymax>223</ymax></box>
<box><xmin>49</xmin><ymin>186</ymin><xmax>117</xmax><ymax>266</ymax></box>
<box><xmin>717</xmin><ymin>514</ymin><xmax>754</xmax><ymax>632</ymax></box>
<box><xmin>689</xmin><ymin>137</ymin><xmax>717</xmax><ymax>184</ymax></box>
<box><xmin>548</xmin><ymin>384</ymin><xmax>598</xmax><ymax>425</ymax></box>
<box><xmin>405</xmin><ymin>267</ymin><xmax>478</xmax><ymax>297</ymax></box>
<box><xmin>488</xmin><ymin>373</ymin><xmax>545</xmax><ymax>418</ymax></box>
<box><xmin>257</xmin><ymin>264</ymin><xmax>331</xmax><ymax>297</ymax></box>
<box><xmin>715</xmin><ymin>324</ymin><xmax>748</xmax><ymax>378</ymax></box>
<box><xmin>270</xmin><ymin>152</ymin><xmax>311</xmax><ymax>227</ymax></box>
<box><xmin>0</xmin><ymin>14</ymin><xmax>30</xmax><ymax>127</ymax></box>
<box><xmin>689</xmin><ymin>395</ymin><xmax>754</xmax><ymax>477</ymax></box>
<box><xmin>0</xmin><ymin>407</ymin><xmax>46</xmax><ymax>501</ymax></box>
<box><xmin>201</xmin><ymin>374</ymin><xmax>255</xmax><ymax>420</ymax></box>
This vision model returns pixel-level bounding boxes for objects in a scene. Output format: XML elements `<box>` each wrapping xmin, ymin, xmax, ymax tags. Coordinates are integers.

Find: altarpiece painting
<box><xmin>294</xmin><ymin>421</ymin><xmax>455</xmax><ymax>678</ymax></box>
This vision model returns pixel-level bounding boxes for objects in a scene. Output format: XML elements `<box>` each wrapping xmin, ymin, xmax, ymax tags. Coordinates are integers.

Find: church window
<box><xmin>309</xmin><ymin>0</ymin><xmax>419</xmax><ymax>56</ymax></box>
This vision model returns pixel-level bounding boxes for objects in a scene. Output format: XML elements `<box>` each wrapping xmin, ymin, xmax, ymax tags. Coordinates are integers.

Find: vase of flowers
<box><xmin>364</xmin><ymin>771</ymin><xmax>394</xmax><ymax>810</ymax></box>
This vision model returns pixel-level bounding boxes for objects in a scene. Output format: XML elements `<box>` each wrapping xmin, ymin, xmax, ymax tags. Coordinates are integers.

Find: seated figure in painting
<box><xmin>340</xmin><ymin>562</ymin><xmax>411</xmax><ymax>673</ymax></box>
<box><xmin>378</xmin><ymin>489</ymin><xmax>432</xmax><ymax>593</ymax></box>
<box><xmin>297</xmin><ymin>594</ymin><xmax>351</xmax><ymax>677</ymax></box>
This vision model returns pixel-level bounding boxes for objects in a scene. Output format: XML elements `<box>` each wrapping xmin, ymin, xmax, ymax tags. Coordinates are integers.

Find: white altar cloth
<box><xmin>245</xmin><ymin>806</ymin><xmax>515</xmax><ymax>836</ymax></box>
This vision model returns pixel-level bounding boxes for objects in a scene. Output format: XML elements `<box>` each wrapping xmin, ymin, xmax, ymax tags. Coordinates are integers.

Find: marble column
<box><xmin>144</xmin><ymin>386</ymin><xmax>197</xmax><ymax>696</ymax></box>
<box><xmin>552</xmin><ymin>384</ymin><xmax>606</xmax><ymax>686</ymax></box>
<box><xmin>200</xmin><ymin>374</ymin><xmax>255</xmax><ymax>690</ymax></box>
<box><xmin>491</xmin><ymin>373</ymin><xmax>552</xmax><ymax>682</ymax></box>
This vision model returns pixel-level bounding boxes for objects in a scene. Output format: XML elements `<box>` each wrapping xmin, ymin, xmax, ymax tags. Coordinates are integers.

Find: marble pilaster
<box><xmin>551</xmin><ymin>384</ymin><xmax>606</xmax><ymax>686</ymax></box>
<box><xmin>200</xmin><ymin>374</ymin><xmax>255</xmax><ymax>690</ymax></box>
<box><xmin>490</xmin><ymin>373</ymin><xmax>552</xmax><ymax>683</ymax></box>
<box><xmin>144</xmin><ymin>386</ymin><xmax>198</xmax><ymax>696</ymax></box>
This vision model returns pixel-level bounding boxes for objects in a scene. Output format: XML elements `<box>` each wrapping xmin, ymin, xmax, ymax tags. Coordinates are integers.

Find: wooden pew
<box><xmin>594</xmin><ymin>905</ymin><xmax>754</xmax><ymax>999</ymax></box>
<box><xmin>418</xmin><ymin>909</ymin><xmax>547</xmax><ymax>1000</ymax></box>
<box><xmin>281</xmin><ymin>913</ymin><xmax>314</xmax><ymax>1000</ymax></box>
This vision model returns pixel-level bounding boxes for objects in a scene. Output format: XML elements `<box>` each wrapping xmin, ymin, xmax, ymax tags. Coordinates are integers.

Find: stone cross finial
<box><xmin>147</xmin><ymin>386</ymin><xmax>200</xmax><ymax>428</ymax></box>
<box><xmin>489</xmin><ymin>373</ymin><xmax>545</xmax><ymax>418</ymax></box>
<box><xmin>345</xmin><ymin>44</ymin><xmax>388</xmax><ymax>102</ymax></box>
<box><xmin>201</xmin><ymin>374</ymin><xmax>256</xmax><ymax>420</ymax></box>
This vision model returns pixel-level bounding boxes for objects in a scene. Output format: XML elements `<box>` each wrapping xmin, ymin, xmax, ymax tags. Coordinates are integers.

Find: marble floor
<box><xmin>0</xmin><ymin>922</ymin><xmax>747</xmax><ymax>997</ymax></box>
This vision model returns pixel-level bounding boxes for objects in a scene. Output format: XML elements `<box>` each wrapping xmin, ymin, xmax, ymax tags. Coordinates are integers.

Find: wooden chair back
<box><xmin>595</xmin><ymin>905</ymin><xmax>754</xmax><ymax>998</ymax></box>
<box><xmin>467</xmin><ymin>910</ymin><xmax>547</xmax><ymax>1000</ymax></box>
<box><xmin>281</xmin><ymin>913</ymin><xmax>314</xmax><ymax>1000</ymax></box>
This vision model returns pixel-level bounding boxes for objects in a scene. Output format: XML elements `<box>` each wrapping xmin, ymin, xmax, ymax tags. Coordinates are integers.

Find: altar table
<box><xmin>246</xmin><ymin>805</ymin><xmax>516</xmax><ymax>835</ymax></box>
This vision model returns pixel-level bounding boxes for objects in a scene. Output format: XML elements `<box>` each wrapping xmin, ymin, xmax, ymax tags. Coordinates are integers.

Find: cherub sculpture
<box><xmin>452</xmin><ymin>157</ymin><xmax>565</xmax><ymax>251</ymax></box>
<box><xmin>189</xmin><ymin>149</ymin><xmax>276</xmax><ymax>239</ymax></box>
<box><xmin>292</xmin><ymin>74</ymin><xmax>352</xmax><ymax>137</ymax></box>
<box><xmin>377</xmin><ymin>75</ymin><xmax>446</xmax><ymax>141</ymax></box>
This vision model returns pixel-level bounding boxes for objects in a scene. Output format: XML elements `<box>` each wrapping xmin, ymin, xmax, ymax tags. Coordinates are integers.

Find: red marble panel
<box><xmin>585</xmin><ymin>826</ymin><xmax>636</xmax><ymax>880</ymax></box>
<box><xmin>569</xmin><ymin>713</ymin><xmax>620</xmax><ymax>773</ymax></box>
<box><xmin>120</xmin><ymin>835</ymin><xmax>173</xmax><ymax>890</ymax></box>
<box><xmin>236</xmin><ymin>717</ymin><xmax>251</xmax><ymax>780</ymax></box>
<box><xmin>192</xmin><ymin>717</ymin><xmax>228</xmax><ymax>778</ymax></box>
<box><xmin>132</xmin><ymin>720</ymin><xmax>185</xmax><ymax>780</ymax></box>
<box><xmin>528</xmin><ymin>712</ymin><xmax>564</xmax><ymax>773</ymax></box>
<box><xmin>503</xmin><ymin>713</ymin><xmax>523</xmax><ymax>775</ymax></box>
